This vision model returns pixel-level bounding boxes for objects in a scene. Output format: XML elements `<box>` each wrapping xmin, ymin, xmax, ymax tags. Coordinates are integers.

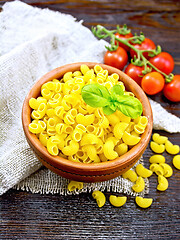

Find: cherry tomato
<box><xmin>141</xmin><ymin>72</ymin><xmax>165</xmax><ymax>95</ymax></box>
<box><xmin>115</xmin><ymin>32</ymin><xmax>133</xmax><ymax>51</ymax></box>
<box><xmin>124</xmin><ymin>63</ymin><xmax>144</xmax><ymax>86</ymax></box>
<box><xmin>149</xmin><ymin>52</ymin><xmax>174</xmax><ymax>75</ymax></box>
<box><xmin>130</xmin><ymin>38</ymin><xmax>156</xmax><ymax>59</ymax></box>
<box><xmin>163</xmin><ymin>75</ymin><xmax>180</xmax><ymax>102</ymax></box>
<box><xmin>104</xmin><ymin>46</ymin><xmax>128</xmax><ymax>70</ymax></box>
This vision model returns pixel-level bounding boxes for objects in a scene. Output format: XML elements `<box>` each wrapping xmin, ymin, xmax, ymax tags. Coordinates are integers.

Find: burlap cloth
<box><xmin>0</xmin><ymin>1</ymin><xmax>180</xmax><ymax>196</ymax></box>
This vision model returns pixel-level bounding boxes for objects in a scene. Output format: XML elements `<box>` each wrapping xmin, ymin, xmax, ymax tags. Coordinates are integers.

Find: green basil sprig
<box><xmin>81</xmin><ymin>84</ymin><xmax>143</xmax><ymax>119</ymax></box>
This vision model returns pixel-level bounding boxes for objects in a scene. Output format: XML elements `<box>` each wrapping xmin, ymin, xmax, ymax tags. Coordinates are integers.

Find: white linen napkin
<box><xmin>0</xmin><ymin>1</ymin><xmax>179</xmax><ymax>196</ymax></box>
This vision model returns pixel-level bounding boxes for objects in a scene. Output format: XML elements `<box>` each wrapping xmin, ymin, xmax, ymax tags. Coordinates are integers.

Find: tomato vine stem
<box><xmin>92</xmin><ymin>25</ymin><xmax>174</xmax><ymax>83</ymax></box>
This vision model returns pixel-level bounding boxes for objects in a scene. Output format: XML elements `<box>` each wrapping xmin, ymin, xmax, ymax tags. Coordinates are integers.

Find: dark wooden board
<box><xmin>0</xmin><ymin>1</ymin><xmax>180</xmax><ymax>239</ymax></box>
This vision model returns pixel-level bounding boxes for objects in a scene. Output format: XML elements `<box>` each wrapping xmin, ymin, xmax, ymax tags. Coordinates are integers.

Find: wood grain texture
<box><xmin>0</xmin><ymin>1</ymin><xmax>180</xmax><ymax>239</ymax></box>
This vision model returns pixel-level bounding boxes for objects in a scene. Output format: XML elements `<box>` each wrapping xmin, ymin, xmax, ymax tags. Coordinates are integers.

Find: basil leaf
<box><xmin>103</xmin><ymin>105</ymin><xmax>116</xmax><ymax>115</ymax></box>
<box><xmin>109</xmin><ymin>102</ymin><xmax>117</xmax><ymax>111</ymax></box>
<box><xmin>111</xmin><ymin>85</ymin><xmax>124</xmax><ymax>96</ymax></box>
<box><xmin>81</xmin><ymin>84</ymin><xmax>110</xmax><ymax>108</ymax></box>
<box><xmin>110</xmin><ymin>85</ymin><xmax>124</xmax><ymax>102</ymax></box>
<box><xmin>116</xmin><ymin>95</ymin><xmax>143</xmax><ymax>119</ymax></box>
<box><xmin>81</xmin><ymin>83</ymin><xmax>143</xmax><ymax>119</ymax></box>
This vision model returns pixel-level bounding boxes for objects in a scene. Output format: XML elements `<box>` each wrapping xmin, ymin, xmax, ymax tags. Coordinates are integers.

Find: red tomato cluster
<box><xmin>104</xmin><ymin>47</ymin><xmax>128</xmax><ymax>70</ymax></box>
<box><xmin>130</xmin><ymin>38</ymin><xmax>156</xmax><ymax>59</ymax></box>
<box><xmin>104</xmin><ymin>32</ymin><xmax>180</xmax><ymax>102</ymax></box>
<box><xmin>163</xmin><ymin>75</ymin><xmax>180</xmax><ymax>102</ymax></box>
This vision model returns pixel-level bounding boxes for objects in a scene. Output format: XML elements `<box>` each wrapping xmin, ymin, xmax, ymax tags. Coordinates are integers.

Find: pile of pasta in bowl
<box><xmin>22</xmin><ymin>62</ymin><xmax>152</xmax><ymax>182</ymax></box>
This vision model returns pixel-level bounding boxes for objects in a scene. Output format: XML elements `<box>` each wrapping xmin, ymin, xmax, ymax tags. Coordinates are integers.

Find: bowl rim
<box><xmin>22</xmin><ymin>62</ymin><xmax>153</xmax><ymax>175</ymax></box>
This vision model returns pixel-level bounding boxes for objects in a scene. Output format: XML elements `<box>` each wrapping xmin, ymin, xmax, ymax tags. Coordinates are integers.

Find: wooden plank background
<box><xmin>0</xmin><ymin>1</ymin><xmax>180</xmax><ymax>239</ymax></box>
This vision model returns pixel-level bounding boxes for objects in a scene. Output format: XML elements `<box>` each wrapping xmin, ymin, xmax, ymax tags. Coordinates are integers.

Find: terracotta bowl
<box><xmin>22</xmin><ymin>62</ymin><xmax>153</xmax><ymax>182</ymax></box>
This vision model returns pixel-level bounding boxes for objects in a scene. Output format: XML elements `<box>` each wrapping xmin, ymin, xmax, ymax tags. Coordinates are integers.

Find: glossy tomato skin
<box><xmin>141</xmin><ymin>72</ymin><xmax>165</xmax><ymax>95</ymax></box>
<box><xmin>130</xmin><ymin>38</ymin><xmax>156</xmax><ymax>59</ymax></box>
<box><xmin>163</xmin><ymin>75</ymin><xmax>180</xmax><ymax>102</ymax></box>
<box><xmin>149</xmin><ymin>52</ymin><xmax>174</xmax><ymax>75</ymax></box>
<box><xmin>115</xmin><ymin>32</ymin><xmax>133</xmax><ymax>51</ymax></box>
<box><xmin>104</xmin><ymin>47</ymin><xmax>128</xmax><ymax>70</ymax></box>
<box><xmin>124</xmin><ymin>63</ymin><xmax>144</xmax><ymax>86</ymax></box>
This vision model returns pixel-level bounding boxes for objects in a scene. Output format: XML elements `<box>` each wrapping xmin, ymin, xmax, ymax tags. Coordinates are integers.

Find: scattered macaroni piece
<box><xmin>152</xmin><ymin>133</ymin><xmax>168</xmax><ymax>144</ymax></box>
<box><xmin>157</xmin><ymin>175</ymin><xmax>168</xmax><ymax>191</ymax></box>
<box><xmin>109</xmin><ymin>195</ymin><xmax>127</xmax><ymax>207</ymax></box>
<box><xmin>150</xmin><ymin>141</ymin><xmax>165</xmax><ymax>154</ymax></box>
<box><xmin>122</xmin><ymin>169</ymin><xmax>137</xmax><ymax>182</ymax></box>
<box><xmin>92</xmin><ymin>190</ymin><xmax>106</xmax><ymax>208</ymax></box>
<box><xmin>172</xmin><ymin>155</ymin><xmax>180</xmax><ymax>170</ymax></box>
<box><xmin>135</xmin><ymin>196</ymin><xmax>153</xmax><ymax>208</ymax></box>
<box><xmin>159</xmin><ymin>163</ymin><xmax>173</xmax><ymax>178</ymax></box>
<box><xmin>88</xmin><ymin>132</ymin><xmax>178</xmax><ymax>209</ymax></box>
<box><xmin>149</xmin><ymin>163</ymin><xmax>164</xmax><ymax>176</ymax></box>
<box><xmin>165</xmin><ymin>140</ymin><xmax>180</xmax><ymax>155</ymax></box>
<box><xmin>135</xmin><ymin>164</ymin><xmax>153</xmax><ymax>178</ymax></box>
<box><xmin>132</xmin><ymin>177</ymin><xmax>145</xmax><ymax>192</ymax></box>
<box><xmin>149</xmin><ymin>155</ymin><xmax>165</xmax><ymax>164</ymax></box>
<box><xmin>67</xmin><ymin>181</ymin><xmax>83</xmax><ymax>192</ymax></box>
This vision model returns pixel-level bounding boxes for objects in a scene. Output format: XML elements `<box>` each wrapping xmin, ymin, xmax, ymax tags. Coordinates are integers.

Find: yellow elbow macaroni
<box><xmin>62</xmin><ymin>140</ymin><xmax>79</xmax><ymax>156</ymax></box>
<box><xmin>172</xmin><ymin>155</ymin><xmax>180</xmax><ymax>170</ymax></box>
<box><xmin>113</xmin><ymin>122</ymin><xmax>128</xmax><ymax>139</ymax></box>
<box><xmin>165</xmin><ymin>140</ymin><xmax>180</xmax><ymax>155</ymax></box>
<box><xmin>67</xmin><ymin>181</ymin><xmax>83</xmax><ymax>192</ymax></box>
<box><xmin>122</xmin><ymin>169</ymin><xmax>137</xmax><ymax>182</ymax></box>
<box><xmin>149</xmin><ymin>155</ymin><xmax>165</xmax><ymax>164</ymax></box>
<box><xmin>135</xmin><ymin>164</ymin><xmax>153</xmax><ymax>178</ymax></box>
<box><xmin>149</xmin><ymin>163</ymin><xmax>164</xmax><ymax>176</ymax></box>
<box><xmin>122</xmin><ymin>131</ymin><xmax>141</xmax><ymax>146</ymax></box>
<box><xmin>109</xmin><ymin>195</ymin><xmax>127</xmax><ymax>207</ymax></box>
<box><xmin>150</xmin><ymin>141</ymin><xmax>165</xmax><ymax>154</ymax></box>
<box><xmin>39</xmin><ymin>131</ymin><xmax>49</xmax><ymax>147</ymax></box>
<box><xmin>103</xmin><ymin>139</ymin><xmax>118</xmax><ymax>160</ymax></box>
<box><xmin>92</xmin><ymin>190</ymin><xmax>106</xmax><ymax>208</ymax></box>
<box><xmin>115</xmin><ymin>143</ymin><xmax>128</xmax><ymax>156</ymax></box>
<box><xmin>29</xmin><ymin>120</ymin><xmax>46</xmax><ymax>134</ymax></box>
<box><xmin>132</xmin><ymin>177</ymin><xmax>145</xmax><ymax>192</ymax></box>
<box><xmin>137</xmin><ymin>116</ymin><xmax>148</xmax><ymax>128</ymax></box>
<box><xmin>152</xmin><ymin>133</ymin><xmax>168</xmax><ymax>144</ymax></box>
<box><xmin>135</xmin><ymin>196</ymin><xmax>153</xmax><ymax>208</ymax></box>
<box><xmin>28</xmin><ymin>64</ymin><xmax>148</xmax><ymax>162</ymax></box>
<box><xmin>159</xmin><ymin>163</ymin><xmax>173</xmax><ymax>178</ymax></box>
<box><xmin>157</xmin><ymin>175</ymin><xmax>168</xmax><ymax>191</ymax></box>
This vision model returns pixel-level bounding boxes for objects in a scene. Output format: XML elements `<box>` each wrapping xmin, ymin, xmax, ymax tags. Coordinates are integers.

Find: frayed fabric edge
<box><xmin>13</xmin><ymin>180</ymin><xmax>149</xmax><ymax>197</ymax></box>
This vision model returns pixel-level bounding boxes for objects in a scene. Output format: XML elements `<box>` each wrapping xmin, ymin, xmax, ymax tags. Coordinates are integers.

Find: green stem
<box><xmin>93</xmin><ymin>25</ymin><xmax>173</xmax><ymax>83</ymax></box>
<box><xmin>142</xmin><ymin>56</ymin><xmax>147</xmax><ymax>72</ymax></box>
<box><xmin>146</xmin><ymin>61</ymin><xmax>166</xmax><ymax>77</ymax></box>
